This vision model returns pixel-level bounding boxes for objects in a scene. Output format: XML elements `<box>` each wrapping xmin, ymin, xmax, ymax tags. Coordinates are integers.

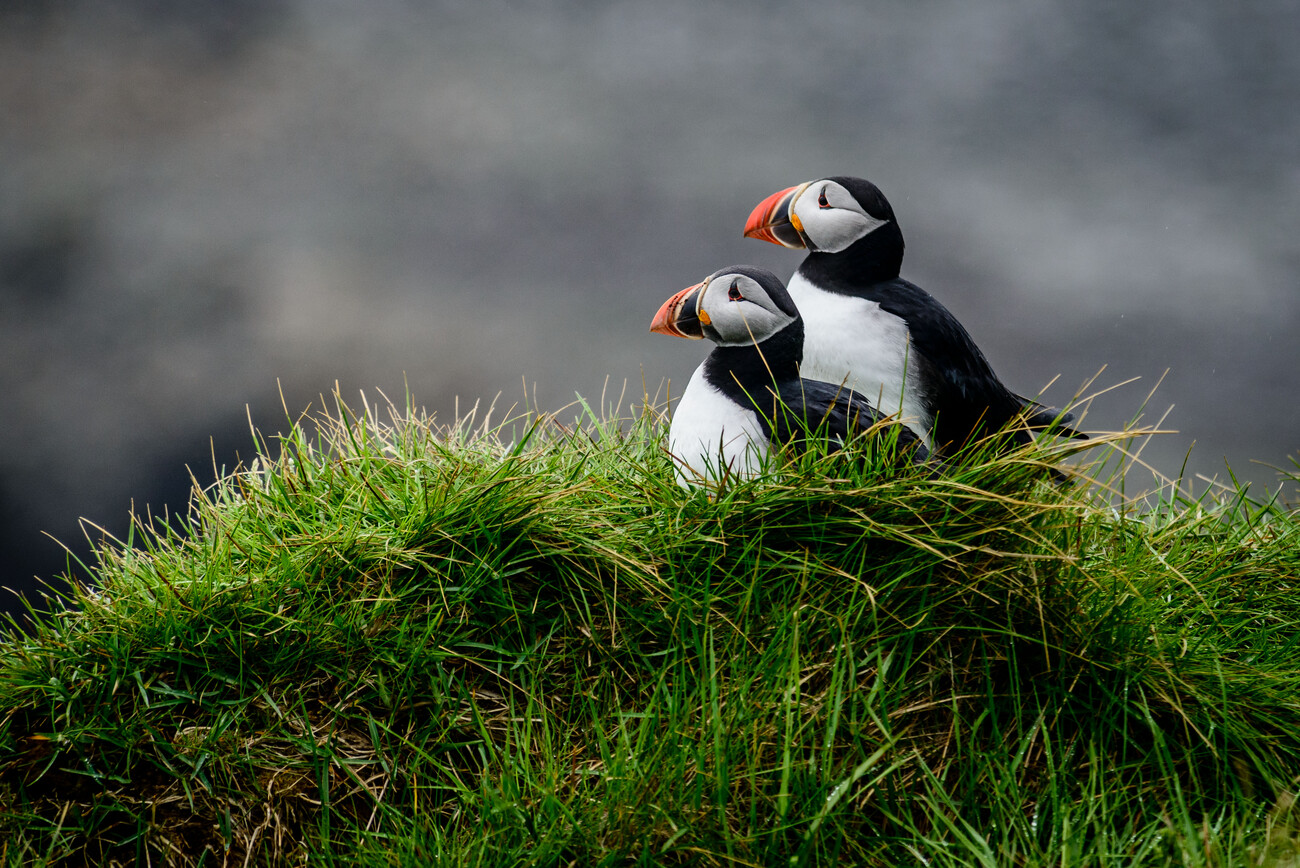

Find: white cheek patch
<box><xmin>709</xmin><ymin>306</ymin><xmax>795</xmax><ymax>347</ymax></box>
<box><xmin>793</xmin><ymin>191</ymin><xmax>890</xmax><ymax>254</ymax></box>
<box><xmin>810</xmin><ymin>209</ymin><xmax>889</xmax><ymax>254</ymax></box>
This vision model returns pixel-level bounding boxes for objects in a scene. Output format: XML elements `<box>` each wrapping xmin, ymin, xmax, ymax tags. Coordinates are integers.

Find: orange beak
<box><xmin>742</xmin><ymin>183</ymin><xmax>810</xmax><ymax>249</ymax></box>
<box><xmin>650</xmin><ymin>282</ymin><xmax>706</xmax><ymax>339</ymax></box>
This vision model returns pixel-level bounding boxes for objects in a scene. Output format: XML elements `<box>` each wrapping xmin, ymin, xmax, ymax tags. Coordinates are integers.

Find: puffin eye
<box><xmin>727</xmin><ymin>282</ymin><xmax>745</xmax><ymax>301</ymax></box>
<box><xmin>817</xmin><ymin>188</ymin><xmax>830</xmax><ymax>208</ymax></box>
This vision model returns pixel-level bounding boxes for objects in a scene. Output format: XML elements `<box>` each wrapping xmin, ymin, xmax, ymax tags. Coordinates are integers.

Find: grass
<box><xmin>0</xmin><ymin>386</ymin><xmax>1298</xmax><ymax>866</ymax></box>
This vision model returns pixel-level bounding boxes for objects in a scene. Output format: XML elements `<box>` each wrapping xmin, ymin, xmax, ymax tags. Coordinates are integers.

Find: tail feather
<box><xmin>1017</xmin><ymin>397</ymin><xmax>1087</xmax><ymax>440</ymax></box>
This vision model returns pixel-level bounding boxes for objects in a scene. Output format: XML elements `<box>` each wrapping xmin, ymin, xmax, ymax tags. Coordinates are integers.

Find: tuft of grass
<box><xmin>1</xmin><ymin>387</ymin><xmax>1297</xmax><ymax>866</ymax></box>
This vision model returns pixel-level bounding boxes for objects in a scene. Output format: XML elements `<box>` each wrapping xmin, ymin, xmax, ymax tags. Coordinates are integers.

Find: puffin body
<box><xmin>667</xmin><ymin>363</ymin><xmax>772</xmax><ymax>481</ymax></box>
<box><xmin>650</xmin><ymin>265</ymin><xmax>926</xmax><ymax>487</ymax></box>
<box><xmin>744</xmin><ymin>176</ymin><xmax>1081</xmax><ymax>456</ymax></box>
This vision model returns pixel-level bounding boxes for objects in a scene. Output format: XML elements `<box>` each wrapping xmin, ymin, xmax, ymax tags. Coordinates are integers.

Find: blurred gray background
<box><xmin>3</xmin><ymin>1</ymin><xmax>1298</xmax><ymax>614</ymax></box>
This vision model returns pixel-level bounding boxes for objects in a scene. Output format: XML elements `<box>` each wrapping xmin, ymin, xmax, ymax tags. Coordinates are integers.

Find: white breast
<box><xmin>786</xmin><ymin>273</ymin><xmax>932</xmax><ymax>446</ymax></box>
<box><xmin>668</xmin><ymin>364</ymin><xmax>771</xmax><ymax>487</ymax></box>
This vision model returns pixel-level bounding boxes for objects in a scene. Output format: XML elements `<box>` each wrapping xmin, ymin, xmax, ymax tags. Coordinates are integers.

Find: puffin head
<box><xmin>650</xmin><ymin>265</ymin><xmax>799</xmax><ymax>348</ymax></box>
<box><xmin>743</xmin><ymin>176</ymin><xmax>898</xmax><ymax>255</ymax></box>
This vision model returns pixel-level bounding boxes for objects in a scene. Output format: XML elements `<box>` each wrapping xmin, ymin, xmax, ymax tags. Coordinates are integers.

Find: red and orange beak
<box><xmin>650</xmin><ymin>282</ymin><xmax>707</xmax><ymax>339</ymax></box>
<box><xmin>742</xmin><ymin>182</ymin><xmax>811</xmax><ymax>249</ymax></box>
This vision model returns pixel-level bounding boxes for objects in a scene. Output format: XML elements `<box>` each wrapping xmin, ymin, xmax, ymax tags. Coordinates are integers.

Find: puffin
<box><xmin>743</xmin><ymin>176</ymin><xmax>1082</xmax><ymax>457</ymax></box>
<box><xmin>650</xmin><ymin>264</ymin><xmax>927</xmax><ymax>487</ymax></box>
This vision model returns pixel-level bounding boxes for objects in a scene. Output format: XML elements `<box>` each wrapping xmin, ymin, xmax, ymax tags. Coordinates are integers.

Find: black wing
<box><xmin>864</xmin><ymin>278</ymin><xmax>1083</xmax><ymax>449</ymax></box>
<box><xmin>764</xmin><ymin>377</ymin><xmax>929</xmax><ymax>461</ymax></box>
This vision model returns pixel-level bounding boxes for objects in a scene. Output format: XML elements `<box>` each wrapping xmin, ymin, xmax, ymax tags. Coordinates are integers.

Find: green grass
<box><xmin>1</xmin><ymin>388</ymin><xmax>1298</xmax><ymax>866</ymax></box>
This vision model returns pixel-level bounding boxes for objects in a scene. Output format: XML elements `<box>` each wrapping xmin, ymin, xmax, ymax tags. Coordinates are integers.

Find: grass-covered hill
<box><xmin>1</xmin><ymin>392</ymin><xmax>1298</xmax><ymax>866</ymax></box>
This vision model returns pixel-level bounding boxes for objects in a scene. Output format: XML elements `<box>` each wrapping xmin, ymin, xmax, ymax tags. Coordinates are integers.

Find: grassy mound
<box><xmin>1</xmin><ymin>392</ymin><xmax>1298</xmax><ymax>866</ymax></box>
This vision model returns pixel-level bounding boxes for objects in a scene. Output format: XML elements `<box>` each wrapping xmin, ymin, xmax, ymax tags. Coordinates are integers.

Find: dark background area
<box><xmin>3</xmin><ymin>1</ymin><xmax>1297</xmax><ymax>618</ymax></box>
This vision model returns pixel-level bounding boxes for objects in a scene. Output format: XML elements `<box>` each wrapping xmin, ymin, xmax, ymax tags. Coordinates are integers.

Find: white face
<box><xmin>697</xmin><ymin>271</ymin><xmax>797</xmax><ymax>347</ymax></box>
<box><xmin>789</xmin><ymin>179</ymin><xmax>890</xmax><ymax>254</ymax></box>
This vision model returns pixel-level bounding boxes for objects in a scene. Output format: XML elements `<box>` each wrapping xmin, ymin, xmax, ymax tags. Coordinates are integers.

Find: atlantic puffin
<box><xmin>650</xmin><ymin>264</ymin><xmax>927</xmax><ymax>486</ymax></box>
<box><xmin>744</xmin><ymin>176</ymin><xmax>1082</xmax><ymax>457</ymax></box>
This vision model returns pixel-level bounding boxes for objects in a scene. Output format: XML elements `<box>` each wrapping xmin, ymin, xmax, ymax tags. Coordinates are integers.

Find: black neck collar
<box><xmin>703</xmin><ymin>318</ymin><xmax>804</xmax><ymax>400</ymax></box>
<box><xmin>799</xmin><ymin>223</ymin><xmax>905</xmax><ymax>292</ymax></box>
